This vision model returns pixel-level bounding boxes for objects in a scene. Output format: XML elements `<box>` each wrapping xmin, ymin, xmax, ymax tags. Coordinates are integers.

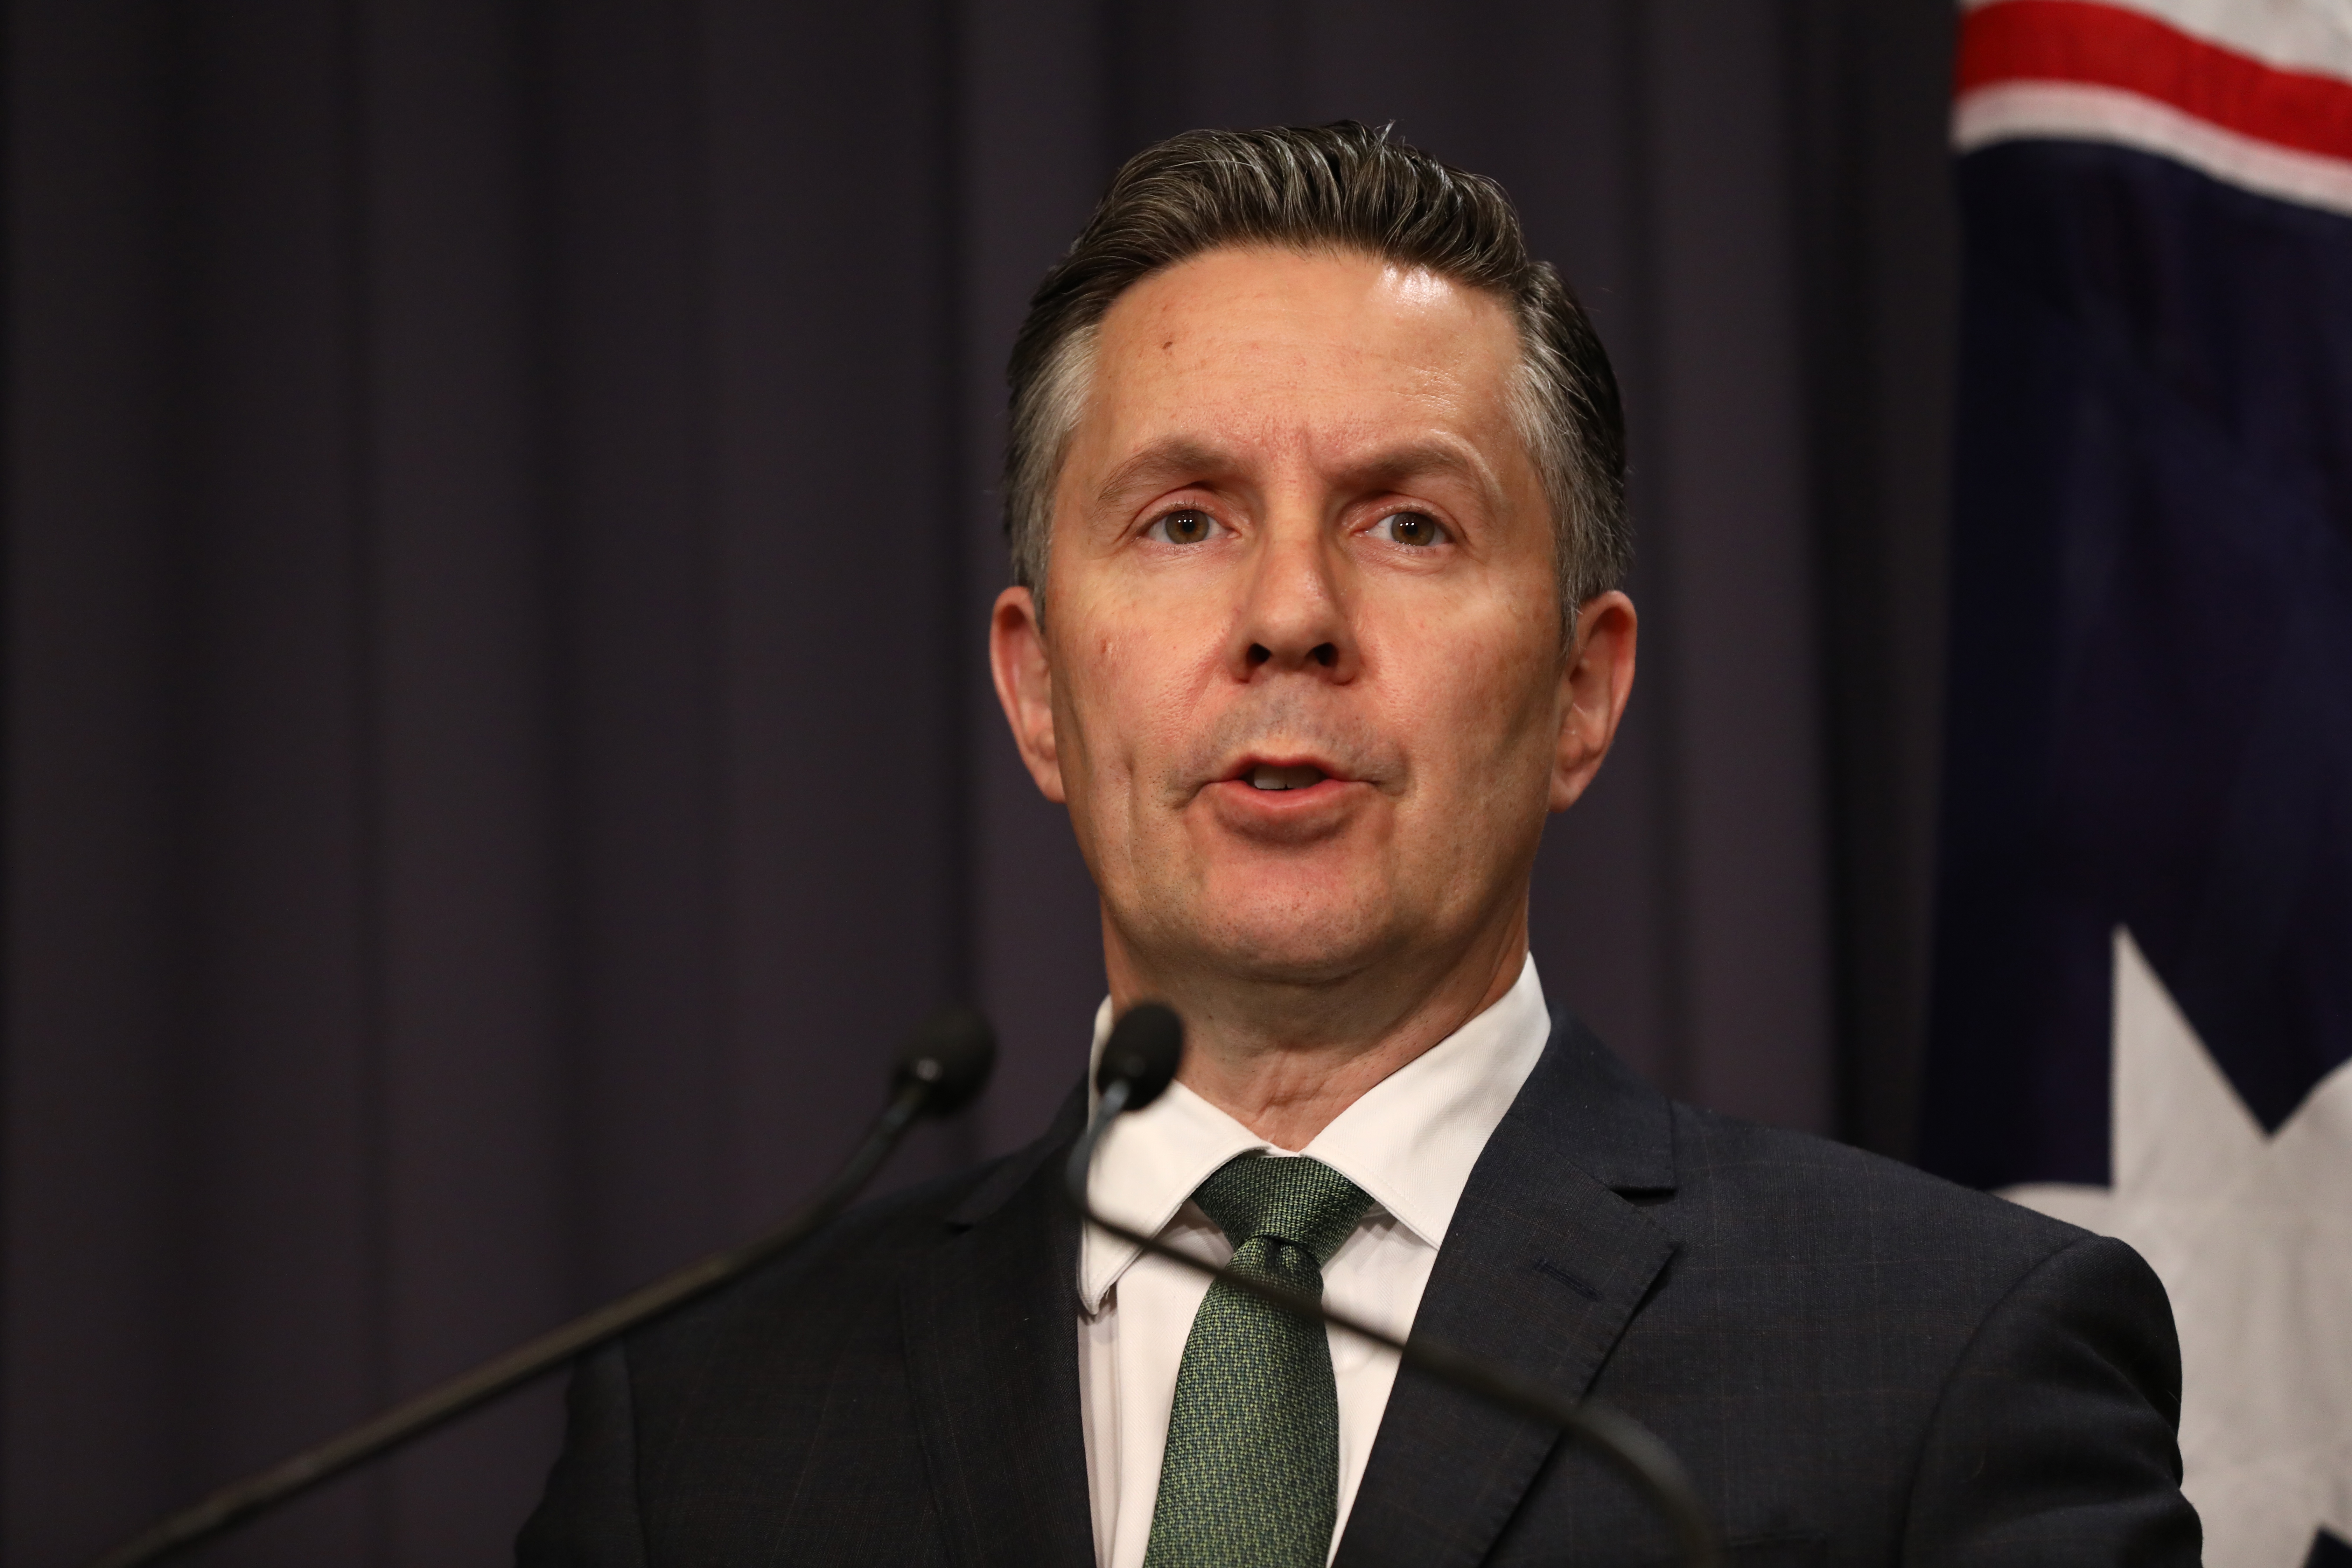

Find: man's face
<box><xmin>993</xmin><ymin>246</ymin><xmax>1622</xmax><ymax>1001</ymax></box>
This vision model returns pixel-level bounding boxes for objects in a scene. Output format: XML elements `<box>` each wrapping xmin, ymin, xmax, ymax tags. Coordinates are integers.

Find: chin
<box><xmin>1179</xmin><ymin>885</ymin><xmax>1400</xmax><ymax>986</ymax></box>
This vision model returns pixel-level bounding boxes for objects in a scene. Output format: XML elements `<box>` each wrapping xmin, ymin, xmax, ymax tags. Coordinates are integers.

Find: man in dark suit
<box><xmin>519</xmin><ymin>123</ymin><xmax>2198</xmax><ymax>1566</ymax></box>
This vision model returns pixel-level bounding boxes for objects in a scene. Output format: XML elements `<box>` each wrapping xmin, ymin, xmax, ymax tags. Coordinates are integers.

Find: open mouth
<box><xmin>1244</xmin><ymin>763</ymin><xmax>1329</xmax><ymax>791</ymax></box>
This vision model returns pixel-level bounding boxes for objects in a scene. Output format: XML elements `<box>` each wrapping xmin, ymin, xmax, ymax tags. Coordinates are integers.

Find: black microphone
<box><xmin>1068</xmin><ymin>1002</ymin><xmax>1721</xmax><ymax>1568</ymax></box>
<box><xmin>88</xmin><ymin>1005</ymin><xmax>997</xmax><ymax>1568</ymax></box>
<box><xmin>1091</xmin><ymin>998</ymin><xmax>1185</xmax><ymax>1119</ymax></box>
<box><xmin>891</xmin><ymin>1003</ymin><xmax>999</xmax><ymax>1116</ymax></box>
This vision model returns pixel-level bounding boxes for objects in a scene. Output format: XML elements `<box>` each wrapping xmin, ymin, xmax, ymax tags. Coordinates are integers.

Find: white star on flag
<box><xmin>2006</xmin><ymin>927</ymin><xmax>2352</xmax><ymax>1568</ymax></box>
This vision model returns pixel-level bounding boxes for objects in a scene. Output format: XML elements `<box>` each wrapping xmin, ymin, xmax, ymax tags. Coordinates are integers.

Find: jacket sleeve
<box><xmin>1902</xmin><ymin>1232</ymin><xmax>2202</xmax><ymax>1566</ymax></box>
<box><xmin>514</xmin><ymin>1340</ymin><xmax>651</xmax><ymax>1567</ymax></box>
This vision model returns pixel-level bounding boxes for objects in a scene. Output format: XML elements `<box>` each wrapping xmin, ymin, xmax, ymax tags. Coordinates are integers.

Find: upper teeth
<box><xmin>1248</xmin><ymin>764</ymin><xmax>1325</xmax><ymax>791</ymax></box>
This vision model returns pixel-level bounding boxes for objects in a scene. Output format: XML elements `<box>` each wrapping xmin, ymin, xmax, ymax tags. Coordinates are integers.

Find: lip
<box><xmin>1219</xmin><ymin>752</ymin><xmax>1351</xmax><ymax>788</ymax></box>
<box><xmin>1205</xmin><ymin>775</ymin><xmax>1356</xmax><ymax>806</ymax></box>
<box><xmin>1198</xmin><ymin>752</ymin><xmax>1369</xmax><ymax>835</ymax></box>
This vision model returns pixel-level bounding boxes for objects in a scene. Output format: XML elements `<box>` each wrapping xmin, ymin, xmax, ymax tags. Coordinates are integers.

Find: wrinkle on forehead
<box><xmin>1105</xmin><ymin>246</ymin><xmax>1515</xmax><ymax>360</ymax></box>
<box><xmin>1095</xmin><ymin>258</ymin><xmax>1516</xmax><ymax>421</ymax></box>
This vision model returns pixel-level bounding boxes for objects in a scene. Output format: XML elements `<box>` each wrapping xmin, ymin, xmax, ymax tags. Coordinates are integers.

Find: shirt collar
<box><xmin>1076</xmin><ymin>953</ymin><xmax>1552</xmax><ymax>1313</ymax></box>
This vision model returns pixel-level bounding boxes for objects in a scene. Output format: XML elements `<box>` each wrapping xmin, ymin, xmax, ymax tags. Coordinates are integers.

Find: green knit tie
<box><xmin>1143</xmin><ymin>1154</ymin><xmax>1376</xmax><ymax>1568</ymax></box>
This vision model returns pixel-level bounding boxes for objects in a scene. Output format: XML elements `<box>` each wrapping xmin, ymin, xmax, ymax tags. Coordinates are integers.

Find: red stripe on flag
<box><xmin>1957</xmin><ymin>0</ymin><xmax>2352</xmax><ymax>163</ymax></box>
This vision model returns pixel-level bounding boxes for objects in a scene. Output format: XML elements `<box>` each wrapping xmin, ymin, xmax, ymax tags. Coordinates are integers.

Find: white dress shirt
<box><xmin>1076</xmin><ymin>954</ymin><xmax>1553</xmax><ymax>1568</ymax></box>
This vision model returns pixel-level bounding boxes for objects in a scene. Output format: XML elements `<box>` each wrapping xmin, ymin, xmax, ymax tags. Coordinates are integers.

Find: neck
<box><xmin>1104</xmin><ymin>905</ymin><xmax>1530</xmax><ymax>1149</ymax></box>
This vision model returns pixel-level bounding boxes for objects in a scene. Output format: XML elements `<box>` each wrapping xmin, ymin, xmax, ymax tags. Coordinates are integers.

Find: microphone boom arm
<box><xmin>86</xmin><ymin>1000</ymin><xmax>996</xmax><ymax>1568</ymax></box>
<box><xmin>1067</xmin><ymin>1080</ymin><xmax>1722</xmax><ymax>1568</ymax></box>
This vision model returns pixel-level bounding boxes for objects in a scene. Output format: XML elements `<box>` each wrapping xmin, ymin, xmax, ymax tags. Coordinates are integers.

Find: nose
<box><xmin>1233</xmin><ymin>512</ymin><xmax>1357</xmax><ymax>681</ymax></box>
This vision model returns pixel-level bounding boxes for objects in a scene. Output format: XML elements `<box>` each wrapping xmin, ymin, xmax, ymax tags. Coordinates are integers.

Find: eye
<box><xmin>1367</xmin><ymin>510</ymin><xmax>1449</xmax><ymax>547</ymax></box>
<box><xmin>1143</xmin><ymin>507</ymin><xmax>1225</xmax><ymax>545</ymax></box>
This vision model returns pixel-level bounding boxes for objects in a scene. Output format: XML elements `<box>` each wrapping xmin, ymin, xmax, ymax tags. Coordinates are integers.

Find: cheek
<box><xmin>1388</xmin><ymin>608</ymin><xmax>1557</xmax><ymax>752</ymax></box>
<box><xmin>1052</xmin><ymin>614</ymin><xmax>1212</xmax><ymax>803</ymax></box>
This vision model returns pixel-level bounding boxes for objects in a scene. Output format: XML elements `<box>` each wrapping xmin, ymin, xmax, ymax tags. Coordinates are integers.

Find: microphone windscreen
<box><xmin>1097</xmin><ymin>1002</ymin><xmax>1184</xmax><ymax>1110</ymax></box>
<box><xmin>892</xmin><ymin>1004</ymin><xmax>997</xmax><ymax>1116</ymax></box>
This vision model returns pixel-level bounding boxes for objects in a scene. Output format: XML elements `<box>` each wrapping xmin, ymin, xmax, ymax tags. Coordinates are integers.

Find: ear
<box><xmin>990</xmin><ymin>585</ymin><xmax>1067</xmax><ymax>803</ymax></box>
<box><xmin>1551</xmin><ymin>590</ymin><xmax>1637</xmax><ymax>813</ymax></box>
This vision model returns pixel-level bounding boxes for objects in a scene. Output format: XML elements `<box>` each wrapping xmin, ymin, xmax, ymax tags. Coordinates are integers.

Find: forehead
<box><xmin>1082</xmin><ymin>246</ymin><xmax>1525</xmax><ymax>455</ymax></box>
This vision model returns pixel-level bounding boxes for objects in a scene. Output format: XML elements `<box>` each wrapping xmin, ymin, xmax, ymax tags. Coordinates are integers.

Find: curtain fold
<box><xmin>2</xmin><ymin>2</ymin><xmax>1954</xmax><ymax>1561</ymax></box>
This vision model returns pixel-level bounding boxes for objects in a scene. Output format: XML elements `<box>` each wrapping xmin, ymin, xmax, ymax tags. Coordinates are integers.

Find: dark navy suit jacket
<box><xmin>517</xmin><ymin>1019</ymin><xmax>2199</xmax><ymax>1565</ymax></box>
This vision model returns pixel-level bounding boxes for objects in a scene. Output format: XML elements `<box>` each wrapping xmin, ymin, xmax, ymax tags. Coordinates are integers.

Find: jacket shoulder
<box><xmin>1660</xmin><ymin>1101</ymin><xmax>2090</xmax><ymax>1275</ymax></box>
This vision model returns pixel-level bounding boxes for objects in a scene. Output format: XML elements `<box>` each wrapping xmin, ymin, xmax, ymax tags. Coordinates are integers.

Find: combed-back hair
<box><xmin>1002</xmin><ymin>121</ymin><xmax>1630</xmax><ymax>635</ymax></box>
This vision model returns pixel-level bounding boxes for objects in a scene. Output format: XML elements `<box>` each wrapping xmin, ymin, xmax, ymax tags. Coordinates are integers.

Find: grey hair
<box><xmin>1001</xmin><ymin>122</ymin><xmax>1630</xmax><ymax>638</ymax></box>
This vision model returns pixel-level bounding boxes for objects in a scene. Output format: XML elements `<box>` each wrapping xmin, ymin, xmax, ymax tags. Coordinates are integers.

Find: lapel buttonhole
<box><xmin>1531</xmin><ymin>1257</ymin><xmax>1602</xmax><ymax>1301</ymax></box>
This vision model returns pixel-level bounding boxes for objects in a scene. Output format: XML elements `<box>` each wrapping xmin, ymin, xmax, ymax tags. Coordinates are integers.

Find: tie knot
<box><xmin>1191</xmin><ymin>1154</ymin><xmax>1373</xmax><ymax>1267</ymax></box>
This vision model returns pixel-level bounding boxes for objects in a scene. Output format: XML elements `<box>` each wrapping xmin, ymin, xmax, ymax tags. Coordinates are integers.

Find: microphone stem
<box><xmin>87</xmin><ymin>1079</ymin><xmax>935</xmax><ymax>1568</ymax></box>
<box><xmin>1064</xmin><ymin>1109</ymin><xmax>1722</xmax><ymax>1568</ymax></box>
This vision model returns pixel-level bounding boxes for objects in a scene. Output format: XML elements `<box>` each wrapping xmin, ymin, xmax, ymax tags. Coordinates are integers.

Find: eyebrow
<box><xmin>1335</xmin><ymin>438</ymin><xmax>1499</xmax><ymax>503</ymax></box>
<box><xmin>1090</xmin><ymin>434</ymin><xmax>1504</xmax><ymax>510</ymax></box>
<box><xmin>1091</xmin><ymin>439</ymin><xmax>1237</xmax><ymax>510</ymax></box>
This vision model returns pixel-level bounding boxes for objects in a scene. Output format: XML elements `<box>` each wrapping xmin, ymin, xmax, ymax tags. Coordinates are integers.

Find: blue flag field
<box><xmin>1926</xmin><ymin>2</ymin><xmax>2352</xmax><ymax>1562</ymax></box>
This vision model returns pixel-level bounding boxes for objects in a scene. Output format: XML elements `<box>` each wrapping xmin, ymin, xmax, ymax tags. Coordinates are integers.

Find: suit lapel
<box><xmin>1334</xmin><ymin>1019</ymin><xmax>1679</xmax><ymax>1568</ymax></box>
<box><xmin>902</xmin><ymin>1090</ymin><xmax>1097</xmax><ymax>1568</ymax></box>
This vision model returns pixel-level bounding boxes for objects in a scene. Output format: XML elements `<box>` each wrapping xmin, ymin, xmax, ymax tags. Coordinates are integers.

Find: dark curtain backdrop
<box><xmin>2</xmin><ymin>4</ymin><xmax>1958</xmax><ymax>1563</ymax></box>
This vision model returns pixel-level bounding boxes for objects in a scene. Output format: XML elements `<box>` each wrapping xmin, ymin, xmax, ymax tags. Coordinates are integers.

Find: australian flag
<box><xmin>1920</xmin><ymin>1</ymin><xmax>2352</xmax><ymax>1562</ymax></box>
